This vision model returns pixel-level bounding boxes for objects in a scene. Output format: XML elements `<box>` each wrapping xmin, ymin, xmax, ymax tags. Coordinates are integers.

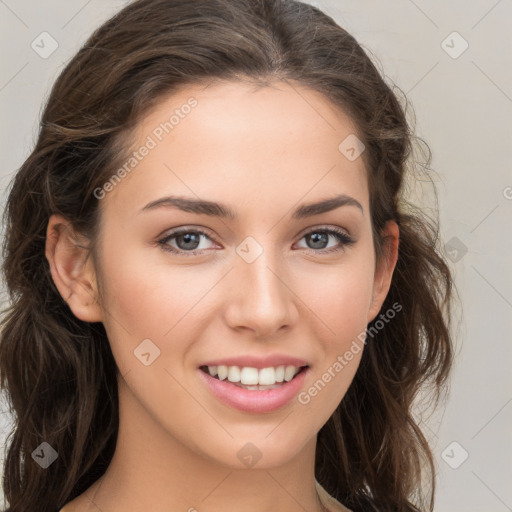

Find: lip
<box><xmin>198</xmin><ymin>366</ymin><xmax>310</xmax><ymax>413</ymax></box>
<box><xmin>199</xmin><ymin>354</ymin><xmax>310</xmax><ymax>369</ymax></box>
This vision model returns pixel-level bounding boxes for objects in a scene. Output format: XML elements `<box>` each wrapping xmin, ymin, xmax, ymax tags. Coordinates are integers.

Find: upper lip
<box><xmin>199</xmin><ymin>354</ymin><xmax>310</xmax><ymax>369</ymax></box>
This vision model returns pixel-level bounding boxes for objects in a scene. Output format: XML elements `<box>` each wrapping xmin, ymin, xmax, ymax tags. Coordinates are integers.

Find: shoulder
<box><xmin>58</xmin><ymin>501</ymin><xmax>80</xmax><ymax>512</ymax></box>
<box><xmin>315</xmin><ymin>479</ymin><xmax>353</xmax><ymax>512</ymax></box>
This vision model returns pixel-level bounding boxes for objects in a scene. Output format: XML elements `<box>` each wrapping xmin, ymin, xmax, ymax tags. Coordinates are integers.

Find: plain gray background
<box><xmin>1</xmin><ymin>1</ymin><xmax>511</xmax><ymax>511</ymax></box>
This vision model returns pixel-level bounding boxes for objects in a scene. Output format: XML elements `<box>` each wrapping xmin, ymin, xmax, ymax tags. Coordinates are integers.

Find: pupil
<box><xmin>308</xmin><ymin>232</ymin><xmax>327</xmax><ymax>249</ymax></box>
<box><xmin>178</xmin><ymin>233</ymin><xmax>200</xmax><ymax>250</ymax></box>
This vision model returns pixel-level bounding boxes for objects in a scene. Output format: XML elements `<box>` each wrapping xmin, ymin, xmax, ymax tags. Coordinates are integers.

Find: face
<box><xmin>65</xmin><ymin>80</ymin><xmax>397</xmax><ymax>469</ymax></box>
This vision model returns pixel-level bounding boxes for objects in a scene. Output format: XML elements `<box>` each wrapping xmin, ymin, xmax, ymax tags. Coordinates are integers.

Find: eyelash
<box><xmin>157</xmin><ymin>226</ymin><xmax>355</xmax><ymax>257</ymax></box>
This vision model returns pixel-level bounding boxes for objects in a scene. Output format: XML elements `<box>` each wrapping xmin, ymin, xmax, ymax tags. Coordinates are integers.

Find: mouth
<box><xmin>197</xmin><ymin>363</ymin><xmax>311</xmax><ymax>413</ymax></box>
<box><xmin>198</xmin><ymin>364</ymin><xmax>309</xmax><ymax>390</ymax></box>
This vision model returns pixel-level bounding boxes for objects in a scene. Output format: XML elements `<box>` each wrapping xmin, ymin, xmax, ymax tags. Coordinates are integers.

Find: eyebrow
<box><xmin>140</xmin><ymin>193</ymin><xmax>363</xmax><ymax>219</ymax></box>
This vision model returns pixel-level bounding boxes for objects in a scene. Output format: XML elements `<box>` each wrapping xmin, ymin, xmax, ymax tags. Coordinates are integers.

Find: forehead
<box><xmin>101</xmin><ymin>80</ymin><xmax>369</xmax><ymax>219</ymax></box>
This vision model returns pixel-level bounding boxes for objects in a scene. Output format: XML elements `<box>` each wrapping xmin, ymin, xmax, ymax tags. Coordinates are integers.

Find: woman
<box><xmin>0</xmin><ymin>0</ymin><xmax>454</xmax><ymax>511</ymax></box>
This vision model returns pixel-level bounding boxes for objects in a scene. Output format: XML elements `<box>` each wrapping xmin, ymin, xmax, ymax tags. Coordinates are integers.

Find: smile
<box><xmin>197</xmin><ymin>365</ymin><xmax>310</xmax><ymax>413</ymax></box>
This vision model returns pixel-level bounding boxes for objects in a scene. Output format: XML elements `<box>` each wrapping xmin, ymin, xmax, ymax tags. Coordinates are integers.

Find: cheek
<box><xmin>294</xmin><ymin>264</ymin><xmax>372</xmax><ymax>432</ymax></box>
<box><xmin>95</xmin><ymin>239</ymin><xmax>218</xmax><ymax>369</ymax></box>
<box><xmin>296</xmin><ymin>256</ymin><xmax>375</xmax><ymax>342</ymax></box>
<box><xmin>313</xmin><ymin>271</ymin><xmax>371</xmax><ymax>320</ymax></box>
<box><xmin>296</xmin><ymin>261</ymin><xmax>373</xmax><ymax>416</ymax></box>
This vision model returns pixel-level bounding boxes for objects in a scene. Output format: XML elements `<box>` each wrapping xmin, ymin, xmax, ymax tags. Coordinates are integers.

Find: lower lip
<box><xmin>197</xmin><ymin>367</ymin><xmax>310</xmax><ymax>413</ymax></box>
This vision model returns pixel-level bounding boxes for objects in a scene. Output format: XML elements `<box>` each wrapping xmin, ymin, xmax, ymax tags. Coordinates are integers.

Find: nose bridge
<box><xmin>243</xmin><ymin>252</ymin><xmax>283</xmax><ymax>306</ymax></box>
<box><xmin>224</xmin><ymin>236</ymin><xmax>296</xmax><ymax>335</ymax></box>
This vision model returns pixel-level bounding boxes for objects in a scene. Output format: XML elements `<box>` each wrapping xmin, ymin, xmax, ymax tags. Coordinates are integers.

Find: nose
<box><xmin>223</xmin><ymin>248</ymin><xmax>299</xmax><ymax>338</ymax></box>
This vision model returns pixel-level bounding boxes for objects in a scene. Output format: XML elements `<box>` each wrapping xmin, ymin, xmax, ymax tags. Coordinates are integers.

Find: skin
<box><xmin>46</xmin><ymin>80</ymin><xmax>399</xmax><ymax>512</ymax></box>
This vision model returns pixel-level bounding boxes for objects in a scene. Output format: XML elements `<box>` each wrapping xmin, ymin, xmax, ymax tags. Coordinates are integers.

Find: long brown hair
<box><xmin>0</xmin><ymin>1</ymin><xmax>454</xmax><ymax>511</ymax></box>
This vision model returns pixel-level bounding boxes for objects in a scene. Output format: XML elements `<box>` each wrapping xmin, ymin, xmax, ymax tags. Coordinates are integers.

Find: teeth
<box><xmin>275</xmin><ymin>365</ymin><xmax>285</xmax><ymax>383</ymax></box>
<box><xmin>228</xmin><ymin>366</ymin><xmax>241</xmax><ymax>383</ymax></box>
<box><xmin>284</xmin><ymin>365</ymin><xmax>299</xmax><ymax>382</ymax></box>
<box><xmin>205</xmin><ymin>364</ymin><xmax>304</xmax><ymax>385</ymax></box>
<box><xmin>241</xmin><ymin>366</ymin><xmax>259</xmax><ymax>385</ymax></box>
<box><xmin>217</xmin><ymin>365</ymin><xmax>228</xmax><ymax>380</ymax></box>
<box><xmin>258</xmin><ymin>367</ymin><xmax>276</xmax><ymax>385</ymax></box>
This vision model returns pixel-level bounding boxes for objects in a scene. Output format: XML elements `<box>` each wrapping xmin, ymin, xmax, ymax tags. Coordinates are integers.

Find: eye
<box><xmin>295</xmin><ymin>227</ymin><xmax>354</xmax><ymax>254</ymax></box>
<box><xmin>157</xmin><ymin>226</ymin><xmax>355</xmax><ymax>257</ymax></box>
<box><xmin>157</xmin><ymin>228</ymin><xmax>217</xmax><ymax>256</ymax></box>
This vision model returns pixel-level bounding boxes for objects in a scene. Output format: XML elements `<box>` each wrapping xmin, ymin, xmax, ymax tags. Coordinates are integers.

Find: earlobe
<box><xmin>45</xmin><ymin>214</ymin><xmax>103</xmax><ymax>323</ymax></box>
<box><xmin>367</xmin><ymin>220</ymin><xmax>400</xmax><ymax>323</ymax></box>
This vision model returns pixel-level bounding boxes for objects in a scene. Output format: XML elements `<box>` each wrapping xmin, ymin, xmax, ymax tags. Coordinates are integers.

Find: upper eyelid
<box><xmin>296</xmin><ymin>224</ymin><xmax>351</xmax><ymax>238</ymax></box>
<box><xmin>161</xmin><ymin>224</ymin><xmax>350</xmax><ymax>237</ymax></box>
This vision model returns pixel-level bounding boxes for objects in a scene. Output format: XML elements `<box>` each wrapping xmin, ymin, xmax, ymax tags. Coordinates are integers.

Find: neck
<box><xmin>83</xmin><ymin>377</ymin><xmax>327</xmax><ymax>512</ymax></box>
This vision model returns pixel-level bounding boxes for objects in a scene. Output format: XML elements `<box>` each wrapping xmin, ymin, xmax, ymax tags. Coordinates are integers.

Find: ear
<box><xmin>367</xmin><ymin>220</ymin><xmax>400</xmax><ymax>323</ymax></box>
<box><xmin>45</xmin><ymin>214</ymin><xmax>103</xmax><ymax>323</ymax></box>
